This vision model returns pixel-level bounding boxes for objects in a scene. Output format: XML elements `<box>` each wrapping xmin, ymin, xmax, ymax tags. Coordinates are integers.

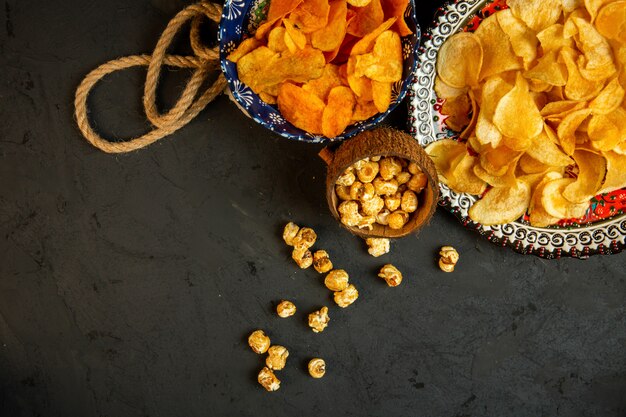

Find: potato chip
<box><xmin>278</xmin><ymin>83</ymin><xmax>325</xmax><ymax>133</ymax></box>
<box><xmin>441</xmin><ymin>93</ymin><xmax>472</xmax><ymax>132</ymax></box>
<box><xmin>290</xmin><ymin>0</ymin><xmax>331</xmax><ymax>33</ymax></box>
<box><xmin>371</xmin><ymin>80</ymin><xmax>392</xmax><ymax>112</ymax></box>
<box><xmin>381</xmin><ymin>0</ymin><xmax>413</xmax><ymax>36</ymax></box>
<box><xmin>598</xmin><ymin>151</ymin><xmax>626</xmax><ymax>194</ymax></box>
<box><xmin>529</xmin><ymin>79</ymin><xmax>552</xmax><ymax>93</ymax></box>
<box><xmin>322</xmin><ymin>86</ymin><xmax>355</xmax><ymax>137</ymax></box>
<box><xmin>588</xmin><ymin>113</ymin><xmax>622</xmax><ymax>151</ymax></box>
<box><xmin>562</xmin><ymin>150</ymin><xmax>606</xmax><ymax>202</ymax></box>
<box><xmin>350</xmin><ymin>18</ymin><xmax>397</xmax><ymax>55</ymax></box>
<box><xmin>528</xmin><ymin>171</ymin><xmax>564</xmax><ymax>227</ymax></box>
<box><xmin>354</xmin><ymin>30</ymin><xmax>402</xmax><ymax>82</ymax></box>
<box><xmin>571</xmin><ymin>17</ymin><xmax>617</xmax><ymax>81</ymax></box>
<box><xmin>595</xmin><ymin>1</ymin><xmax>626</xmax><ymax>43</ymax></box>
<box><xmin>560</xmin><ymin>48</ymin><xmax>605</xmax><ymax>101</ymax></box>
<box><xmin>475</xmin><ymin>14</ymin><xmax>522</xmax><ymax>80</ymax></box>
<box><xmin>508</xmin><ymin>0</ymin><xmax>562</xmax><ymax>32</ymax></box>
<box><xmin>519</xmin><ymin>153</ymin><xmax>553</xmax><ymax>174</ymax></box>
<box><xmin>259</xmin><ymin>92</ymin><xmax>277</xmax><ymax>104</ymax></box>
<box><xmin>268</xmin><ymin>27</ymin><xmax>288</xmax><ymax>52</ymax></box>
<box><xmin>347</xmin><ymin>56</ymin><xmax>374</xmax><ymax>100</ymax></box>
<box><xmin>351</xmin><ymin>100</ymin><xmax>379</xmax><ymax>121</ymax></box>
<box><xmin>436</xmin><ymin>32</ymin><xmax>483</xmax><ymax>89</ymax></box>
<box><xmin>237</xmin><ymin>46</ymin><xmax>280</xmax><ymax>93</ymax></box>
<box><xmin>425</xmin><ymin>139</ymin><xmax>467</xmax><ymax>184</ymax></box>
<box><xmin>541</xmin><ymin>178</ymin><xmax>590</xmax><ymax>218</ymax></box>
<box><xmin>493</xmin><ymin>73</ymin><xmax>543</xmax><ymax>141</ymax></box>
<box><xmin>556</xmin><ymin>108</ymin><xmax>592</xmax><ymax>155</ymax></box>
<box><xmin>480</xmin><ymin>145</ymin><xmax>521</xmax><ymax>176</ymax></box>
<box><xmin>460</xmin><ymin>91</ymin><xmax>479</xmax><ymax>140</ymax></box>
<box><xmin>311</xmin><ymin>0</ymin><xmax>348</xmax><ymax>51</ymax></box>
<box><xmin>303</xmin><ymin>64</ymin><xmax>343</xmax><ymax>101</ymax></box>
<box><xmin>524</xmin><ymin>50</ymin><xmax>567</xmax><ymax>86</ymax></box>
<box><xmin>475</xmin><ymin>75</ymin><xmax>512</xmax><ymax>146</ymax></box>
<box><xmin>540</xmin><ymin>100</ymin><xmax>586</xmax><ymax>117</ymax></box>
<box><xmin>227</xmin><ymin>37</ymin><xmax>262</xmax><ymax>63</ymax></box>
<box><xmin>434</xmin><ymin>76</ymin><xmax>468</xmax><ymax>99</ymax></box>
<box><xmin>473</xmin><ymin>158</ymin><xmax>518</xmax><ymax>188</ymax></box>
<box><xmin>537</xmin><ymin>24</ymin><xmax>574</xmax><ymax>53</ymax></box>
<box><xmin>346</xmin><ymin>0</ymin><xmax>383</xmax><ymax>38</ymax></box>
<box><xmin>468</xmin><ymin>180</ymin><xmax>531</xmax><ymax>225</ymax></box>
<box><xmin>447</xmin><ymin>153</ymin><xmax>488</xmax><ymax>195</ymax></box>
<box><xmin>584</xmin><ymin>0</ymin><xmax>611</xmax><ymax>21</ymax></box>
<box><xmin>284</xmin><ymin>19</ymin><xmax>307</xmax><ymax>49</ymax></box>
<box><xmin>347</xmin><ymin>0</ymin><xmax>372</xmax><ymax>6</ymax></box>
<box><xmin>526</xmin><ymin>125</ymin><xmax>575</xmax><ymax>166</ymax></box>
<box><xmin>562</xmin><ymin>0</ymin><xmax>584</xmax><ymax>13</ymax></box>
<box><xmin>496</xmin><ymin>9</ymin><xmax>538</xmax><ymax>69</ymax></box>
<box><xmin>284</xmin><ymin>30</ymin><xmax>298</xmax><ymax>53</ymax></box>
<box><xmin>589</xmin><ymin>77</ymin><xmax>625</xmax><ymax>114</ymax></box>
<box><xmin>255</xmin><ymin>0</ymin><xmax>304</xmax><ymax>39</ymax></box>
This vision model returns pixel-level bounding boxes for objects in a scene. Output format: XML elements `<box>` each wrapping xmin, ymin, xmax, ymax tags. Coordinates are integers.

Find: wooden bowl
<box><xmin>320</xmin><ymin>128</ymin><xmax>439</xmax><ymax>239</ymax></box>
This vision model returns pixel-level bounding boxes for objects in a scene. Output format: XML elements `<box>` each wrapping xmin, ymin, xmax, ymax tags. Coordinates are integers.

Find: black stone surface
<box><xmin>1</xmin><ymin>1</ymin><xmax>625</xmax><ymax>416</ymax></box>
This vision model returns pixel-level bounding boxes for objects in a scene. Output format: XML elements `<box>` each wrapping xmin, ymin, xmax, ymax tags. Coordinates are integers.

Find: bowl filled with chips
<box><xmin>219</xmin><ymin>0</ymin><xmax>420</xmax><ymax>143</ymax></box>
<box><xmin>410</xmin><ymin>0</ymin><xmax>626</xmax><ymax>258</ymax></box>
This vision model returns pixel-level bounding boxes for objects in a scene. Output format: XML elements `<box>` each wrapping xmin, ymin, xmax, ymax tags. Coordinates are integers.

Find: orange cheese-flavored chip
<box><xmin>255</xmin><ymin>0</ymin><xmax>304</xmax><ymax>39</ymax></box>
<box><xmin>371</xmin><ymin>80</ymin><xmax>392</xmax><ymax>112</ymax></box>
<box><xmin>322</xmin><ymin>86</ymin><xmax>356</xmax><ymax>137</ymax></box>
<box><xmin>346</xmin><ymin>0</ymin><xmax>384</xmax><ymax>38</ymax></box>
<box><xmin>278</xmin><ymin>83</ymin><xmax>325</xmax><ymax>133</ymax></box>
<box><xmin>311</xmin><ymin>0</ymin><xmax>348</xmax><ymax>51</ymax></box>
<box><xmin>267</xmin><ymin>27</ymin><xmax>288</xmax><ymax>52</ymax></box>
<box><xmin>284</xmin><ymin>19</ymin><xmax>307</xmax><ymax>49</ymax></box>
<box><xmin>290</xmin><ymin>0</ymin><xmax>331</xmax><ymax>33</ymax></box>
<box><xmin>303</xmin><ymin>64</ymin><xmax>344</xmax><ymax>101</ymax></box>
<box><xmin>227</xmin><ymin>37</ymin><xmax>262</xmax><ymax>63</ymax></box>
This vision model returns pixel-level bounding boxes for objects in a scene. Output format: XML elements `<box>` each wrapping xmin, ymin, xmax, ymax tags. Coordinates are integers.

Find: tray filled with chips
<box><xmin>410</xmin><ymin>0</ymin><xmax>626</xmax><ymax>258</ymax></box>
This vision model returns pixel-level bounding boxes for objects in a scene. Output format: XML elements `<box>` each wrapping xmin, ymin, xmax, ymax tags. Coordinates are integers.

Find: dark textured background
<box><xmin>1</xmin><ymin>1</ymin><xmax>625</xmax><ymax>416</ymax></box>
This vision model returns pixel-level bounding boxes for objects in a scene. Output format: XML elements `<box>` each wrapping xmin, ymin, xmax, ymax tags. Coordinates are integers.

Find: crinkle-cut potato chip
<box><xmin>322</xmin><ymin>86</ymin><xmax>355</xmax><ymax>137</ymax></box>
<box><xmin>255</xmin><ymin>0</ymin><xmax>304</xmax><ymax>39</ymax></box>
<box><xmin>563</xmin><ymin>150</ymin><xmax>607</xmax><ymax>202</ymax></box>
<box><xmin>381</xmin><ymin>0</ymin><xmax>413</xmax><ymax>37</ymax></box>
<box><xmin>595</xmin><ymin>1</ymin><xmax>626</xmax><ymax>43</ymax></box>
<box><xmin>448</xmin><ymin>153</ymin><xmax>488</xmax><ymax>195</ymax></box>
<box><xmin>473</xmin><ymin>158</ymin><xmax>518</xmax><ymax>188</ymax></box>
<box><xmin>508</xmin><ymin>0</ymin><xmax>562</xmax><ymax>32</ymax></box>
<box><xmin>584</xmin><ymin>0</ymin><xmax>612</xmax><ymax>21</ymax></box>
<box><xmin>571</xmin><ymin>17</ymin><xmax>617</xmax><ymax>81</ymax></box>
<box><xmin>599</xmin><ymin>151</ymin><xmax>626</xmax><ymax>194</ymax></box>
<box><xmin>541</xmin><ymin>178</ymin><xmax>590</xmax><ymax>218</ymax></box>
<box><xmin>284</xmin><ymin>19</ymin><xmax>307</xmax><ymax>49</ymax></box>
<box><xmin>441</xmin><ymin>93</ymin><xmax>472</xmax><ymax>132</ymax></box>
<box><xmin>425</xmin><ymin>139</ymin><xmax>467</xmax><ymax>184</ymax></box>
<box><xmin>227</xmin><ymin>37</ymin><xmax>262</xmax><ymax>63</ymax></box>
<box><xmin>346</xmin><ymin>0</ymin><xmax>383</xmax><ymax>38</ymax></box>
<box><xmin>557</xmin><ymin>108</ymin><xmax>592</xmax><ymax>155</ymax></box>
<box><xmin>354</xmin><ymin>30</ymin><xmax>402</xmax><ymax>82</ymax></box>
<box><xmin>268</xmin><ymin>27</ymin><xmax>288</xmax><ymax>52</ymax></box>
<box><xmin>351</xmin><ymin>100</ymin><xmax>379</xmax><ymax>121</ymax></box>
<box><xmin>371</xmin><ymin>80</ymin><xmax>392</xmax><ymax>113</ymax></box>
<box><xmin>524</xmin><ymin>51</ymin><xmax>567</xmax><ymax>86</ymax></box>
<box><xmin>434</xmin><ymin>77</ymin><xmax>468</xmax><ymax>99</ymax></box>
<box><xmin>303</xmin><ymin>64</ymin><xmax>343</xmax><ymax>101</ymax></box>
<box><xmin>436</xmin><ymin>32</ymin><xmax>483</xmax><ymax>88</ymax></box>
<box><xmin>480</xmin><ymin>145</ymin><xmax>522</xmax><ymax>176</ymax></box>
<box><xmin>496</xmin><ymin>9</ymin><xmax>538</xmax><ymax>69</ymax></box>
<box><xmin>493</xmin><ymin>73</ymin><xmax>543</xmax><ymax>141</ymax></box>
<box><xmin>468</xmin><ymin>180</ymin><xmax>531</xmax><ymax>225</ymax></box>
<box><xmin>475</xmin><ymin>75</ymin><xmax>512</xmax><ymax>146</ymax></box>
<box><xmin>237</xmin><ymin>46</ymin><xmax>280</xmax><ymax>93</ymax></box>
<box><xmin>474</xmin><ymin>14</ymin><xmax>522</xmax><ymax>81</ymax></box>
<box><xmin>537</xmin><ymin>24</ymin><xmax>575</xmax><ymax>53</ymax></box>
<box><xmin>311</xmin><ymin>0</ymin><xmax>348</xmax><ymax>51</ymax></box>
<box><xmin>526</xmin><ymin>126</ymin><xmax>575</xmax><ymax>167</ymax></box>
<box><xmin>529</xmin><ymin>171</ymin><xmax>564</xmax><ymax>227</ymax></box>
<box><xmin>589</xmin><ymin>77</ymin><xmax>625</xmax><ymax>114</ymax></box>
<box><xmin>350</xmin><ymin>17</ymin><xmax>396</xmax><ymax>55</ymax></box>
<box><xmin>278</xmin><ymin>83</ymin><xmax>325</xmax><ymax>134</ymax></box>
<box><xmin>560</xmin><ymin>48</ymin><xmax>605</xmax><ymax>101</ymax></box>
<box><xmin>290</xmin><ymin>0</ymin><xmax>331</xmax><ymax>33</ymax></box>
<box><xmin>346</xmin><ymin>0</ymin><xmax>371</xmax><ymax>6</ymax></box>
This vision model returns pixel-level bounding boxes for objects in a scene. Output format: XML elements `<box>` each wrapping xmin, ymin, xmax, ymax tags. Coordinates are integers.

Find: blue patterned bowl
<box><xmin>219</xmin><ymin>0</ymin><xmax>420</xmax><ymax>143</ymax></box>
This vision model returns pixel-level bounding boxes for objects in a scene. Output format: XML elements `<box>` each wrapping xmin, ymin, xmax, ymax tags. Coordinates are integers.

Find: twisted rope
<box><xmin>74</xmin><ymin>2</ymin><xmax>227</xmax><ymax>154</ymax></box>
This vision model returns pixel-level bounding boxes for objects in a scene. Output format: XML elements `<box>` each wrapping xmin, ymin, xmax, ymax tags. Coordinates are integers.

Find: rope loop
<box><xmin>74</xmin><ymin>1</ymin><xmax>227</xmax><ymax>154</ymax></box>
